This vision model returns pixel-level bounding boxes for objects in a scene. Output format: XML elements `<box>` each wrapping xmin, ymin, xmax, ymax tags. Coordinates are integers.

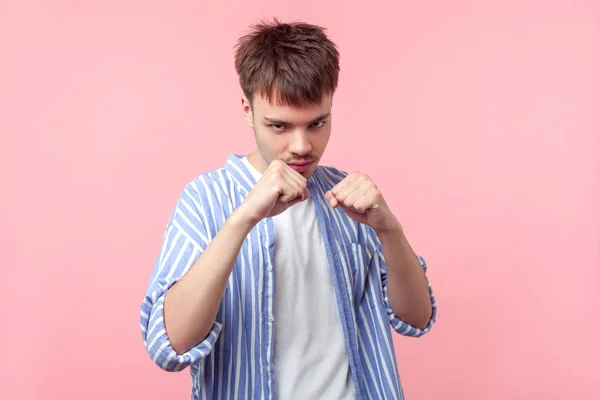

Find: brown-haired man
<box><xmin>141</xmin><ymin>19</ymin><xmax>436</xmax><ymax>400</ymax></box>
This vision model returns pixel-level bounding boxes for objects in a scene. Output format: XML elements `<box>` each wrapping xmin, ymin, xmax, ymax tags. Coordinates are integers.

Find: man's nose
<box><xmin>288</xmin><ymin>130</ymin><xmax>312</xmax><ymax>156</ymax></box>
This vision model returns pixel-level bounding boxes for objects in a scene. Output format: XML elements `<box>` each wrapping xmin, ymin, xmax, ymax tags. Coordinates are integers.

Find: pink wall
<box><xmin>1</xmin><ymin>1</ymin><xmax>598</xmax><ymax>399</ymax></box>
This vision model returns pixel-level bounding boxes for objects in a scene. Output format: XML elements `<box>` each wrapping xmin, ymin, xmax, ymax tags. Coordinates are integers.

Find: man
<box><xmin>141</xmin><ymin>19</ymin><xmax>436</xmax><ymax>400</ymax></box>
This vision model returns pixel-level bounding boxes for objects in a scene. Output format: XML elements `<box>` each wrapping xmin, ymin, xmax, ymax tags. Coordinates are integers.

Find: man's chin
<box><xmin>301</xmin><ymin>164</ymin><xmax>318</xmax><ymax>179</ymax></box>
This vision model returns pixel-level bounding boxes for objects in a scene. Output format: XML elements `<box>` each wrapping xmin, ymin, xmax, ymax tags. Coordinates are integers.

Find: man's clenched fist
<box><xmin>237</xmin><ymin>160</ymin><xmax>310</xmax><ymax>225</ymax></box>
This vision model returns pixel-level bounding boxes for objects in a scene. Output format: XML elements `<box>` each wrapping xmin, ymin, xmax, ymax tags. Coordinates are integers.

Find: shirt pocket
<box><xmin>342</xmin><ymin>242</ymin><xmax>376</xmax><ymax>310</ymax></box>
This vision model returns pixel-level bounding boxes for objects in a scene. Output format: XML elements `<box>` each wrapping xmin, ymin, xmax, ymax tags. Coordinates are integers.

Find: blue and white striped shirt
<box><xmin>140</xmin><ymin>153</ymin><xmax>437</xmax><ymax>399</ymax></box>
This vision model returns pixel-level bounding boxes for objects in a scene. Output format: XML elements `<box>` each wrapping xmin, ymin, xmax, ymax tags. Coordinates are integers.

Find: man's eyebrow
<box><xmin>262</xmin><ymin>113</ymin><xmax>331</xmax><ymax>125</ymax></box>
<box><xmin>310</xmin><ymin>113</ymin><xmax>331</xmax><ymax>123</ymax></box>
<box><xmin>262</xmin><ymin>117</ymin><xmax>288</xmax><ymax>124</ymax></box>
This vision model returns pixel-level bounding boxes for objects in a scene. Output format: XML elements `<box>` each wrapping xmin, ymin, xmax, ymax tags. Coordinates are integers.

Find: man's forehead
<box><xmin>256</xmin><ymin>94</ymin><xmax>332</xmax><ymax>122</ymax></box>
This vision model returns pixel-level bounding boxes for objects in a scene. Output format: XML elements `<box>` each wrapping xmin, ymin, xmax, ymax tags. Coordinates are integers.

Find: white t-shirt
<box><xmin>242</xmin><ymin>157</ymin><xmax>355</xmax><ymax>400</ymax></box>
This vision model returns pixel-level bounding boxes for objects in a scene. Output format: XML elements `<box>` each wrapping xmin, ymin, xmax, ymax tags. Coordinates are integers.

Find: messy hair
<box><xmin>234</xmin><ymin>18</ymin><xmax>340</xmax><ymax>107</ymax></box>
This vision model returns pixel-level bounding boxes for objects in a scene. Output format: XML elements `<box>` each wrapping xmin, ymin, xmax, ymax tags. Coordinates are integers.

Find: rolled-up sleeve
<box><xmin>376</xmin><ymin>250</ymin><xmax>437</xmax><ymax>338</ymax></box>
<box><xmin>141</xmin><ymin>277</ymin><xmax>222</xmax><ymax>372</ymax></box>
<box><xmin>140</xmin><ymin>183</ymin><xmax>221</xmax><ymax>371</ymax></box>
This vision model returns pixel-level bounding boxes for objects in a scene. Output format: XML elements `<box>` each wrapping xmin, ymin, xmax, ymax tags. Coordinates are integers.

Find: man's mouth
<box><xmin>287</xmin><ymin>161</ymin><xmax>313</xmax><ymax>172</ymax></box>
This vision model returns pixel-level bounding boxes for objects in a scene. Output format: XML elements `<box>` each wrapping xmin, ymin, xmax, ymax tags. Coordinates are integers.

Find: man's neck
<box><xmin>248</xmin><ymin>151</ymin><xmax>268</xmax><ymax>175</ymax></box>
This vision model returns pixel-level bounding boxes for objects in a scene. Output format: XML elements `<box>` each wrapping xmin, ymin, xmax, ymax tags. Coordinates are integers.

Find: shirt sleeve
<box><xmin>374</xmin><ymin>242</ymin><xmax>437</xmax><ymax>338</ymax></box>
<box><xmin>140</xmin><ymin>183</ymin><xmax>222</xmax><ymax>372</ymax></box>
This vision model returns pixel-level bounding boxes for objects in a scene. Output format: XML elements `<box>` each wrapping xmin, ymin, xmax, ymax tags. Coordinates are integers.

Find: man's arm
<box><xmin>375</xmin><ymin>223</ymin><xmax>433</xmax><ymax>330</ymax></box>
<box><xmin>164</xmin><ymin>208</ymin><xmax>255</xmax><ymax>355</ymax></box>
<box><xmin>141</xmin><ymin>181</ymin><xmax>253</xmax><ymax>371</ymax></box>
<box><xmin>141</xmin><ymin>161</ymin><xmax>311</xmax><ymax>370</ymax></box>
<box><xmin>165</xmin><ymin>160</ymin><xmax>311</xmax><ymax>354</ymax></box>
<box><xmin>323</xmin><ymin>171</ymin><xmax>435</xmax><ymax>334</ymax></box>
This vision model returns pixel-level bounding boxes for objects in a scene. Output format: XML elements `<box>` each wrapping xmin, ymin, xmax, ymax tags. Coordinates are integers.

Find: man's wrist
<box><xmin>228</xmin><ymin>206</ymin><xmax>261</xmax><ymax>234</ymax></box>
<box><xmin>374</xmin><ymin>217</ymin><xmax>403</xmax><ymax>239</ymax></box>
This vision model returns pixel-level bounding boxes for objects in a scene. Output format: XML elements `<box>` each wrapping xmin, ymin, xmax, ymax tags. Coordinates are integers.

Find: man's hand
<box><xmin>237</xmin><ymin>160</ymin><xmax>310</xmax><ymax>224</ymax></box>
<box><xmin>325</xmin><ymin>173</ymin><xmax>399</xmax><ymax>234</ymax></box>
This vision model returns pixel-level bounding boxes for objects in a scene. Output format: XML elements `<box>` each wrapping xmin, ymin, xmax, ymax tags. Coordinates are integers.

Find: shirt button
<box><xmin>267</xmin><ymin>265</ymin><xmax>273</xmax><ymax>272</ymax></box>
<box><xmin>268</xmin><ymin>315</ymin><xmax>275</xmax><ymax>322</ymax></box>
<box><xmin>266</xmin><ymin>366</ymin><xmax>271</xmax><ymax>372</ymax></box>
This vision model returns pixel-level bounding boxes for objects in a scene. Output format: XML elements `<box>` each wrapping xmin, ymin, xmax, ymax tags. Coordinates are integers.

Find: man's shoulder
<box><xmin>180</xmin><ymin>166</ymin><xmax>235</xmax><ymax>202</ymax></box>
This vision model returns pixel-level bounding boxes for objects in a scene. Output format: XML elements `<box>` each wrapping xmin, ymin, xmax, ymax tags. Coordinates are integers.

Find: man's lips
<box><xmin>287</xmin><ymin>161</ymin><xmax>312</xmax><ymax>166</ymax></box>
<box><xmin>287</xmin><ymin>161</ymin><xmax>313</xmax><ymax>172</ymax></box>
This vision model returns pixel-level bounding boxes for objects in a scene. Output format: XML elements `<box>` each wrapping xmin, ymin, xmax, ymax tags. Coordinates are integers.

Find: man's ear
<box><xmin>241</xmin><ymin>96</ymin><xmax>253</xmax><ymax>128</ymax></box>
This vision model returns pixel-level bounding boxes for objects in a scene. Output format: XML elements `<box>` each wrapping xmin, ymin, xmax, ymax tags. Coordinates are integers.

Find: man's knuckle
<box><xmin>270</xmin><ymin>169</ymin><xmax>283</xmax><ymax>179</ymax></box>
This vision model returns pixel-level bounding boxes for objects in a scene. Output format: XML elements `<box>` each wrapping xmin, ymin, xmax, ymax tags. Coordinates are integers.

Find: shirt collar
<box><xmin>224</xmin><ymin>153</ymin><xmax>257</xmax><ymax>195</ymax></box>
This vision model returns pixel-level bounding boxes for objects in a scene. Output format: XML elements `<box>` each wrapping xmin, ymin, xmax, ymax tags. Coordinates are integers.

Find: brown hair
<box><xmin>234</xmin><ymin>18</ymin><xmax>340</xmax><ymax>107</ymax></box>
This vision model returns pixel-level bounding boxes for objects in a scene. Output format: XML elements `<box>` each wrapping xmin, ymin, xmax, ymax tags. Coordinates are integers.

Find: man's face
<box><xmin>242</xmin><ymin>93</ymin><xmax>332</xmax><ymax>178</ymax></box>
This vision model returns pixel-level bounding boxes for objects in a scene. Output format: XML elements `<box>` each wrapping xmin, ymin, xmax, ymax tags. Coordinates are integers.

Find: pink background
<box><xmin>1</xmin><ymin>1</ymin><xmax>599</xmax><ymax>399</ymax></box>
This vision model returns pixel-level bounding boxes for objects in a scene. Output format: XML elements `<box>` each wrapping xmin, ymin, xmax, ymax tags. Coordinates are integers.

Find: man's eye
<box><xmin>312</xmin><ymin>120</ymin><xmax>325</xmax><ymax>128</ymax></box>
<box><xmin>270</xmin><ymin>124</ymin><xmax>286</xmax><ymax>132</ymax></box>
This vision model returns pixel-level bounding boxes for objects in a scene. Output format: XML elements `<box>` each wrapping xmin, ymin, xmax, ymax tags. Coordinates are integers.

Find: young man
<box><xmin>141</xmin><ymin>19</ymin><xmax>436</xmax><ymax>400</ymax></box>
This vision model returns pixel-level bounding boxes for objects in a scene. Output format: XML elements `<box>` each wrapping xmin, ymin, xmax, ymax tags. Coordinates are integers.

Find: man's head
<box><xmin>234</xmin><ymin>19</ymin><xmax>340</xmax><ymax>177</ymax></box>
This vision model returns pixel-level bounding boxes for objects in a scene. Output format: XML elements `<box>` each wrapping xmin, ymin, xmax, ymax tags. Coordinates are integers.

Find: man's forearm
<box><xmin>164</xmin><ymin>209</ymin><xmax>256</xmax><ymax>355</ymax></box>
<box><xmin>376</xmin><ymin>223</ymin><xmax>432</xmax><ymax>330</ymax></box>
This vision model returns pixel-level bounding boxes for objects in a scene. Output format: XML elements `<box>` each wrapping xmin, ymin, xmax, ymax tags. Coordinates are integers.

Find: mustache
<box><xmin>283</xmin><ymin>155</ymin><xmax>317</xmax><ymax>164</ymax></box>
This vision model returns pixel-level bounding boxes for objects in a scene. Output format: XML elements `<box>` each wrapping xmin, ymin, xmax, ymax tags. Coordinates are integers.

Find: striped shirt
<box><xmin>140</xmin><ymin>153</ymin><xmax>437</xmax><ymax>400</ymax></box>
